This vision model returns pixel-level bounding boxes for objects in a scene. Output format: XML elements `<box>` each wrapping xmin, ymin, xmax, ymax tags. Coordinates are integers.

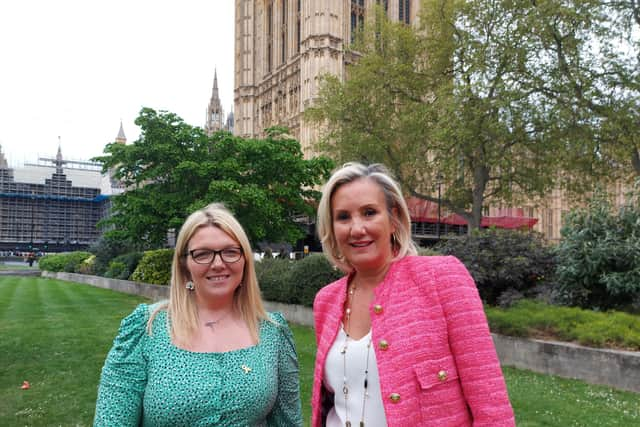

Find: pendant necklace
<box><xmin>341</xmin><ymin>282</ymin><xmax>372</xmax><ymax>427</ymax></box>
<box><xmin>203</xmin><ymin>310</ymin><xmax>232</xmax><ymax>331</ymax></box>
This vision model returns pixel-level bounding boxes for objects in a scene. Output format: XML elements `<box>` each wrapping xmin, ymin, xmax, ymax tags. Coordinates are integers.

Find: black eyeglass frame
<box><xmin>187</xmin><ymin>247</ymin><xmax>244</xmax><ymax>264</ymax></box>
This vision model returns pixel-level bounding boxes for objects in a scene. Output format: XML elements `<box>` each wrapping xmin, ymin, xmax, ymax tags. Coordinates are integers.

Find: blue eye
<box><xmin>364</xmin><ymin>208</ymin><xmax>377</xmax><ymax>216</ymax></box>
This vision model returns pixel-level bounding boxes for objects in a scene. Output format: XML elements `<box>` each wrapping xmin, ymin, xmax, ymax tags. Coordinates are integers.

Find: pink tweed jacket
<box><xmin>311</xmin><ymin>256</ymin><xmax>515</xmax><ymax>427</ymax></box>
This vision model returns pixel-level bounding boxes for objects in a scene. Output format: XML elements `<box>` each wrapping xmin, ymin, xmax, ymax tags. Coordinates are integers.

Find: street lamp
<box><xmin>436</xmin><ymin>174</ymin><xmax>443</xmax><ymax>240</ymax></box>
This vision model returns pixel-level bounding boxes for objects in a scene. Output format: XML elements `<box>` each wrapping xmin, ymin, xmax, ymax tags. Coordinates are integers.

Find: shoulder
<box><xmin>400</xmin><ymin>255</ymin><xmax>469</xmax><ymax>280</ymax></box>
<box><xmin>267</xmin><ymin>311</ymin><xmax>289</xmax><ymax>327</ymax></box>
<box><xmin>314</xmin><ymin>275</ymin><xmax>347</xmax><ymax>304</ymax></box>
<box><xmin>120</xmin><ymin>303</ymin><xmax>151</xmax><ymax>329</ymax></box>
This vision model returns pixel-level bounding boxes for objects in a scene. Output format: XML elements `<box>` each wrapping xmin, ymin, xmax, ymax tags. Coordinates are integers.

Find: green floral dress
<box><xmin>94</xmin><ymin>304</ymin><xmax>302</xmax><ymax>426</ymax></box>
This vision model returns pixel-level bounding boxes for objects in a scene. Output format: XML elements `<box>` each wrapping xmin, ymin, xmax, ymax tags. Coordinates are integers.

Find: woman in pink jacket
<box><xmin>312</xmin><ymin>162</ymin><xmax>515</xmax><ymax>427</ymax></box>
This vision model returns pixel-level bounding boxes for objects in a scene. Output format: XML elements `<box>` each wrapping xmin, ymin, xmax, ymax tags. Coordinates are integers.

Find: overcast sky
<box><xmin>0</xmin><ymin>0</ymin><xmax>234</xmax><ymax>166</ymax></box>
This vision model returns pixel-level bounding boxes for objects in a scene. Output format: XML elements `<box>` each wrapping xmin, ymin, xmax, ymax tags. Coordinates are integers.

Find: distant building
<box><xmin>0</xmin><ymin>129</ymin><xmax>125</xmax><ymax>252</ymax></box>
<box><xmin>233</xmin><ymin>0</ymin><xmax>421</xmax><ymax>155</ymax></box>
<box><xmin>205</xmin><ymin>69</ymin><xmax>234</xmax><ymax>135</ymax></box>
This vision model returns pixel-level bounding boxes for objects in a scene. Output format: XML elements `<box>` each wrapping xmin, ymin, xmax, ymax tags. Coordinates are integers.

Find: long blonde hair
<box><xmin>149</xmin><ymin>203</ymin><xmax>267</xmax><ymax>343</ymax></box>
<box><xmin>317</xmin><ymin>162</ymin><xmax>418</xmax><ymax>273</ymax></box>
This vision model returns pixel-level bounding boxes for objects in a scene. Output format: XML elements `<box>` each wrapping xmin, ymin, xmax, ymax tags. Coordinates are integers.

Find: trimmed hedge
<box><xmin>486</xmin><ymin>299</ymin><xmax>640</xmax><ymax>351</ymax></box>
<box><xmin>38</xmin><ymin>251</ymin><xmax>94</xmax><ymax>273</ymax></box>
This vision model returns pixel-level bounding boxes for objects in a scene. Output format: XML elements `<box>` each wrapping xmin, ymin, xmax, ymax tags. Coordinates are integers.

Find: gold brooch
<box><xmin>241</xmin><ymin>364</ymin><xmax>252</xmax><ymax>374</ymax></box>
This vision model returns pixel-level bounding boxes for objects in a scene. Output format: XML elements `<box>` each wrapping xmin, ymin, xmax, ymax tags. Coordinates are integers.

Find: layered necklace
<box><xmin>341</xmin><ymin>282</ymin><xmax>372</xmax><ymax>427</ymax></box>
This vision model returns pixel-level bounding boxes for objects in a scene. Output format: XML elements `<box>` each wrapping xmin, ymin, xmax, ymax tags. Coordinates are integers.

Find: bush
<box><xmin>104</xmin><ymin>252</ymin><xmax>144</xmax><ymax>280</ymax></box>
<box><xmin>89</xmin><ymin>234</ymin><xmax>140</xmax><ymax>276</ymax></box>
<box><xmin>38</xmin><ymin>251</ymin><xmax>94</xmax><ymax>273</ymax></box>
<box><xmin>130</xmin><ymin>249</ymin><xmax>174</xmax><ymax>286</ymax></box>
<box><xmin>288</xmin><ymin>254</ymin><xmax>343</xmax><ymax>306</ymax></box>
<box><xmin>256</xmin><ymin>254</ymin><xmax>343</xmax><ymax>307</ymax></box>
<box><xmin>555</xmin><ymin>192</ymin><xmax>640</xmax><ymax>310</ymax></box>
<box><xmin>435</xmin><ymin>228</ymin><xmax>555</xmax><ymax>305</ymax></box>
<box><xmin>256</xmin><ymin>257</ymin><xmax>293</xmax><ymax>302</ymax></box>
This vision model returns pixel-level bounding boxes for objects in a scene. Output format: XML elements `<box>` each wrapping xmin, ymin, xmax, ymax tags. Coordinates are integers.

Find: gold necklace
<box><xmin>341</xmin><ymin>283</ymin><xmax>372</xmax><ymax>427</ymax></box>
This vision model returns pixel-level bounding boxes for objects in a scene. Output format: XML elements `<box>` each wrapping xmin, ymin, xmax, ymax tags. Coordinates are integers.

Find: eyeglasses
<box><xmin>188</xmin><ymin>247</ymin><xmax>244</xmax><ymax>264</ymax></box>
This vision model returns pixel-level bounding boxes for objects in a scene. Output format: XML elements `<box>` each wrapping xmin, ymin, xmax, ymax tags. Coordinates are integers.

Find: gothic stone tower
<box><xmin>205</xmin><ymin>69</ymin><xmax>226</xmax><ymax>136</ymax></box>
<box><xmin>234</xmin><ymin>0</ymin><xmax>420</xmax><ymax>157</ymax></box>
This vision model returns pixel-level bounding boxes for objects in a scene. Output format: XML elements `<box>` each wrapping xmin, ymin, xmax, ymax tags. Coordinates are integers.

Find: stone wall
<box><xmin>41</xmin><ymin>271</ymin><xmax>640</xmax><ymax>393</ymax></box>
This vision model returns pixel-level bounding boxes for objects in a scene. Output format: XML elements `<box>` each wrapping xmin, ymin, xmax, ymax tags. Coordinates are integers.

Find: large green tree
<box><xmin>307</xmin><ymin>1</ymin><xmax>638</xmax><ymax>229</ymax></box>
<box><xmin>95</xmin><ymin>108</ymin><xmax>333</xmax><ymax>247</ymax></box>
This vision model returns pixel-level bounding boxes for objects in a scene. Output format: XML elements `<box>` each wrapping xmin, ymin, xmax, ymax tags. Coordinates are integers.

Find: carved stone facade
<box><xmin>234</xmin><ymin>0</ymin><xmax>420</xmax><ymax>156</ymax></box>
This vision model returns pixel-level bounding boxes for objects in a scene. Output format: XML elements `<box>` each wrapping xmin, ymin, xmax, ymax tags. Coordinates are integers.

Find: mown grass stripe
<box><xmin>1</xmin><ymin>276</ymin><xmax>639</xmax><ymax>426</ymax></box>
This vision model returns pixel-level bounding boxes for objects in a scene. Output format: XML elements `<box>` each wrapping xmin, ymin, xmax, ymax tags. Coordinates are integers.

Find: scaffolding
<box><xmin>0</xmin><ymin>152</ymin><xmax>110</xmax><ymax>252</ymax></box>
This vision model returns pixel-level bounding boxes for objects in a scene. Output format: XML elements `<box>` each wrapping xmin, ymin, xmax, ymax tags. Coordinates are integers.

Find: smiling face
<box><xmin>185</xmin><ymin>225</ymin><xmax>245</xmax><ymax>308</ymax></box>
<box><xmin>331</xmin><ymin>177</ymin><xmax>397</xmax><ymax>273</ymax></box>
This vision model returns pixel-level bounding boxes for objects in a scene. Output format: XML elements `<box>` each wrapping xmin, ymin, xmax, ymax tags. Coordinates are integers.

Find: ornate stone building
<box><xmin>234</xmin><ymin>0</ymin><xmax>421</xmax><ymax>156</ymax></box>
<box><xmin>205</xmin><ymin>69</ymin><xmax>234</xmax><ymax>135</ymax></box>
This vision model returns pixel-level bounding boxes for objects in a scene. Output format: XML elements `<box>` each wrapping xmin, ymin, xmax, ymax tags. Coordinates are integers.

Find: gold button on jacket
<box><xmin>438</xmin><ymin>370</ymin><xmax>448</xmax><ymax>381</ymax></box>
<box><xmin>389</xmin><ymin>393</ymin><xmax>401</xmax><ymax>403</ymax></box>
<box><xmin>378</xmin><ymin>339</ymin><xmax>389</xmax><ymax>350</ymax></box>
<box><xmin>373</xmin><ymin>304</ymin><xmax>383</xmax><ymax>314</ymax></box>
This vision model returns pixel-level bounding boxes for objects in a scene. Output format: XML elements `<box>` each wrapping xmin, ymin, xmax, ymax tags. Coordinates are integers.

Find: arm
<box><xmin>266</xmin><ymin>313</ymin><xmax>303</xmax><ymax>427</ymax></box>
<box><xmin>431</xmin><ymin>256</ymin><xmax>515</xmax><ymax>427</ymax></box>
<box><xmin>93</xmin><ymin>304</ymin><xmax>149</xmax><ymax>427</ymax></box>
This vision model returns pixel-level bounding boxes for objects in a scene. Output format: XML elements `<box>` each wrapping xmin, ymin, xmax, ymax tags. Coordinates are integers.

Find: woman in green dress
<box><xmin>94</xmin><ymin>203</ymin><xmax>303</xmax><ymax>426</ymax></box>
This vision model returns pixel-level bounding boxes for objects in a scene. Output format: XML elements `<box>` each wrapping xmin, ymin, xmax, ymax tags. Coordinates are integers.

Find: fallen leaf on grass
<box><xmin>21</xmin><ymin>381</ymin><xmax>30</xmax><ymax>390</ymax></box>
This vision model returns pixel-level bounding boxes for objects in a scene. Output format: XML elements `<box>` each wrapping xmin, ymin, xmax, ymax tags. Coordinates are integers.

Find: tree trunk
<box><xmin>469</xmin><ymin>164</ymin><xmax>489</xmax><ymax>231</ymax></box>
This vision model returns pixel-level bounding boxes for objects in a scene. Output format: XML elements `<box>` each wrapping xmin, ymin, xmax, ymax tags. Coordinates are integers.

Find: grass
<box><xmin>1</xmin><ymin>276</ymin><xmax>639</xmax><ymax>427</ymax></box>
<box><xmin>0</xmin><ymin>262</ymin><xmax>38</xmax><ymax>271</ymax></box>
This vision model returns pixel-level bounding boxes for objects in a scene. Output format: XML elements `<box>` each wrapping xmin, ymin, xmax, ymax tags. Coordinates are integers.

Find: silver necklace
<box><xmin>341</xmin><ymin>283</ymin><xmax>372</xmax><ymax>427</ymax></box>
<box><xmin>203</xmin><ymin>310</ymin><xmax>232</xmax><ymax>331</ymax></box>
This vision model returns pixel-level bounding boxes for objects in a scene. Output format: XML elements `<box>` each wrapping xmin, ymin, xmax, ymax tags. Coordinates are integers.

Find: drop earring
<box><xmin>185</xmin><ymin>281</ymin><xmax>195</xmax><ymax>291</ymax></box>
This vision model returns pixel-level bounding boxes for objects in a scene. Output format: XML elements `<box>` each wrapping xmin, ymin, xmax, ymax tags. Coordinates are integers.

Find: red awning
<box><xmin>406</xmin><ymin>197</ymin><xmax>538</xmax><ymax>229</ymax></box>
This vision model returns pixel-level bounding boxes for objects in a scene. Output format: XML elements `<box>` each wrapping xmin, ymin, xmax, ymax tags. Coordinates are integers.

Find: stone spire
<box><xmin>116</xmin><ymin>121</ymin><xmax>127</xmax><ymax>144</ymax></box>
<box><xmin>205</xmin><ymin>68</ymin><xmax>225</xmax><ymax>136</ymax></box>
<box><xmin>55</xmin><ymin>137</ymin><xmax>67</xmax><ymax>174</ymax></box>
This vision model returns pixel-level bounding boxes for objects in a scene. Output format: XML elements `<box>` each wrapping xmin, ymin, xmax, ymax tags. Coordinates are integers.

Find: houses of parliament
<box><xmin>226</xmin><ymin>0</ymin><xmax>631</xmax><ymax>242</ymax></box>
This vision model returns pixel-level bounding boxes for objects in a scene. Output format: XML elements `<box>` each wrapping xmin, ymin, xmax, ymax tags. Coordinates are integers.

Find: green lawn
<box><xmin>1</xmin><ymin>276</ymin><xmax>639</xmax><ymax>426</ymax></box>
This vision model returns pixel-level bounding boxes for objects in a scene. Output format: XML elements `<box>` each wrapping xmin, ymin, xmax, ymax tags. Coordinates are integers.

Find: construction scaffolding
<box><xmin>0</xmin><ymin>148</ymin><xmax>110</xmax><ymax>252</ymax></box>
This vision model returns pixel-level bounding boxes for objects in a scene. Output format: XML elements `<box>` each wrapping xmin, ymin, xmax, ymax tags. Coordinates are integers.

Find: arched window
<box><xmin>350</xmin><ymin>0</ymin><xmax>365</xmax><ymax>43</ymax></box>
<box><xmin>399</xmin><ymin>0</ymin><xmax>410</xmax><ymax>24</ymax></box>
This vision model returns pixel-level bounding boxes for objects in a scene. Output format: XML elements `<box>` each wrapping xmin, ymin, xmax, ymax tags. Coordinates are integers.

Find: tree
<box><xmin>306</xmin><ymin>2</ymin><xmax>636</xmax><ymax>229</ymax></box>
<box><xmin>95</xmin><ymin>108</ymin><xmax>333</xmax><ymax>247</ymax></box>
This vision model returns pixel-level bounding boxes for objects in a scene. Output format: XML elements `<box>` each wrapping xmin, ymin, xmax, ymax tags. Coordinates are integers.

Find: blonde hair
<box><xmin>317</xmin><ymin>162</ymin><xmax>417</xmax><ymax>273</ymax></box>
<box><xmin>149</xmin><ymin>203</ymin><xmax>267</xmax><ymax>343</ymax></box>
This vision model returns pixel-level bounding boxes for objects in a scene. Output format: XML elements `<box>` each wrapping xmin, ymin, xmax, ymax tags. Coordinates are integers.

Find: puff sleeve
<box><xmin>93</xmin><ymin>304</ymin><xmax>149</xmax><ymax>426</ymax></box>
<box><xmin>266</xmin><ymin>312</ymin><xmax>303</xmax><ymax>427</ymax></box>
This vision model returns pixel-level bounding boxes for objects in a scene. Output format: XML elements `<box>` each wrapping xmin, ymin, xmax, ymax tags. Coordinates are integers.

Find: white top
<box><xmin>323</xmin><ymin>326</ymin><xmax>388</xmax><ymax>427</ymax></box>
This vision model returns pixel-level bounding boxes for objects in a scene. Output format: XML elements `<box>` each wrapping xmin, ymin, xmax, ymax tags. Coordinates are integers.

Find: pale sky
<box><xmin>0</xmin><ymin>0</ymin><xmax>235</xmax><ymax>166</ymax></box>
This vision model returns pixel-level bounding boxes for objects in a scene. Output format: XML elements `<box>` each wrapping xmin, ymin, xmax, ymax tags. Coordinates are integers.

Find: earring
<box><xmin>391</xmin><ymin>233</ymin><xmax>398</xmax><ymax>248</ymax></box>
<box><xmin>185</xmin><ymin>281</ymin><xmax>195</xmax><ymax>291</ymax></box>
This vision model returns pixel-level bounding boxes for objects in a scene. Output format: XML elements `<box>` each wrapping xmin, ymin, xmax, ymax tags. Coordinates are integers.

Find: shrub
<box><xmin>288</xmin><ymin>254</ymin><xmax>343</xmax><ymax>307</ymax></box>
<box><xmin>435</xmin><ymin>228</ymin><xmax>555</xmax><ymax>305</ymax></box>
<box><xmin>76</xmin><ymin>255</ymin><xmax>96</xmax><ymax>275</ymax></box>
<box><xmin>131</xmin><ymin>249</ymin><xmax>173</xmax><ymax>286</ymax></box>
<box><xmin>255</xmin><ymin>254</ymin><xmax>343</xmax><ymax>306</ymax></box>
<box><xmin>89</xmin><ymin>234</ymin><xmax>140</xmax><ymax>276</ymax></box>
<box><xmin>38</xmin><ymin>251</ymin><xmax>93</xmax><ymax>273</ymax></box>
<box><xmin>555</xmin><ymin>192</ymin><xmax>640</xmax><ymax>310</ymax></box>
<box><xmin>104</xmin><ymin>252</ymin><xmax>143</xmax><ymax>280</ymax></box>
